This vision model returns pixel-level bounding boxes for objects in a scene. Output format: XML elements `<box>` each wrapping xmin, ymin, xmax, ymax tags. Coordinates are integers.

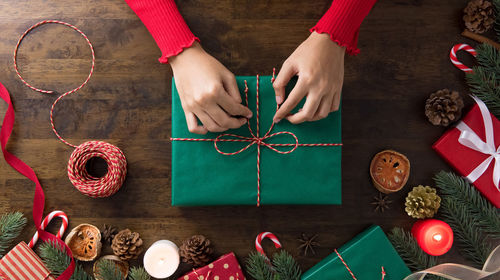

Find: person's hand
<box><xmin>273</xmin><ymin>32</ymin><xmax>345</xmax><ymax>124</ymax></box>
<box><xmin>170</xmin><ymin>42</ymin><xmax>253</xmax><ymax>134</ymax></box>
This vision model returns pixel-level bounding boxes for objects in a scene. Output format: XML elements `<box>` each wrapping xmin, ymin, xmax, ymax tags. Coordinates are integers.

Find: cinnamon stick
<box><xmin>461</xmin><ymin>29</ymin><xmax>500</xmax><ymax>51</ymax></box>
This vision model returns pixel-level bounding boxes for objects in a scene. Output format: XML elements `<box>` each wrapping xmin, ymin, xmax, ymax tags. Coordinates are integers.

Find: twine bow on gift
<box><xmin>456</xmin><ymin>96</ymin><xmax>500</xmax><ymax>192</ymax></box>
<box><xmin>334</xmin><ymin>249</ymin><xmax>386</xmax><ymax>280</ymax></box>
<box><xmin>171</xmin><ymin>73</ymin><xmax>342</xmax><ymax>206</ymax></box>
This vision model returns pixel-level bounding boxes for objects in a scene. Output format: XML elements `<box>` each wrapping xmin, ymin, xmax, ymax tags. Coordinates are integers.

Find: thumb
<box><xmin>273</xmin><ymin>61</ymin><xmax>296</xmax><ymax>105</ymax></box>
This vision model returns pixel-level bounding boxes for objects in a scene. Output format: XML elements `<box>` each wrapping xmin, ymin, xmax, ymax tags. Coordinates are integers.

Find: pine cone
<box><xmin>101</xmin><ymin>224</ymin><xmax>118</xmax><ymax>245</ymax></box>
<box><xmin>111</xmin><ymin>229</ymin><xmax>144</xmax><ymax>261</ymax></box>
<box><xmin>425</xmin><ymin>89</ymin><xmax>464</xmax><ymax>126</ymax></box>
<box><xmin>463</xmin><ymin>0</ymin><xmax>495</xmax><ymax>33</ymax></box>
<box><xmin>405</xmin><ymin>185</ymin><xmax>441</xmax><ymax>219</ymax></box>
<box><xmin>179</xmin><ymin>235</ymin><xmax>213</xmax><ymax>267</ymax></box>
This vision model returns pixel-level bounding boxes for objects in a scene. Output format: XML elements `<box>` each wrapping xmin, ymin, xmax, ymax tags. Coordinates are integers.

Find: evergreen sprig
<box><xmin>439</xmin><ymin>198</ymin><xmax>492</xmax><ymax>267</ymax></box>
<box><xmin>38</xmin><ymin>240</ymin><xmax>92</xmax><ymax>280</ymax></box>
<box><xmin>129</xmin><ymin>267</ymin><xmax>151</xmax><ymax>280</ymax></box>
<box><xmin>388</xmin><ymin>228</ymin><xmax>437</xmax><ymax>272</ymax></box>
<box><xmin>434</xmin><ymin>171</ymin><xmax>500</xmax><ymax>237</ymax></box>
<box><xmin>466</xmin><ymin>44</ymin><xmax>500</xmax><ymax>117</ymax></box>
<box><xmin>95</xmin><ymin>259</ymin><xmax>123</xmax><ymax>280</ymax></box>
<box><xmin>0</xmin><ymin>211</ymin><xmax>27</xmax><ymax>258</ymax></box>
<box><xmin>246</xmin><ymin>251</ymin><xmax>301</xmax><ymax>280</ymax></box>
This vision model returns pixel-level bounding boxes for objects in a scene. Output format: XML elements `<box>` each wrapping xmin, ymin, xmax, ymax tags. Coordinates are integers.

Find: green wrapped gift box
<box><xmin>171</xmin><ymin>75</ymin><xmax>342</xmax><ymax>206</ymax></box>
<box><xmin>302</xmin><ymin>225</ymin><xmax>411</xmax><ymax>280</ymax></box>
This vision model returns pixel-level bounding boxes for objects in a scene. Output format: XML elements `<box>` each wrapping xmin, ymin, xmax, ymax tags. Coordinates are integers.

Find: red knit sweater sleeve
<box><xmin>124</xmin><ymin>0</ymin><xmax>199</xmax><ymax>63</ymax></box>
<box><xmin>311</xmin><ymin>0</ymin><xmax>377</xmax><ymax>55</ymax></box>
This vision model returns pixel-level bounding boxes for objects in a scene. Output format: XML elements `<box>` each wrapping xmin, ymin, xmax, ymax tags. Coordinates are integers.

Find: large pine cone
<box><xmin>425</xmin><ymin>89</ymin><xmax>464</xmax><ymax>126</ymax></box>
<box><xmin>179</xmin><ymin>235</ymin><xmax>213</xmax><ymax>267</ymax></box>
<box><xmin>405</xmin><ymin>185</ymin><xmax>441</xmax><ymax>219</ymax></box>
<box><xmin>463</xmin><ymin>0</ymin><xmax>495</xmax><ymax>34</ymax></box>
<box><xmin>111</xmin><ymin>229</ymin><xmax>144</xmax><ymax>261</ymax></box>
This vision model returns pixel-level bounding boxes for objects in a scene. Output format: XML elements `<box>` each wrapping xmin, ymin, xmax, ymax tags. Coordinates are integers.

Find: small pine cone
<box><xmin>405</xmin><ymin>185</ymin><xmax>441</xmax><ymax>219</ymax></box>
<box><xmin>425</xmin><ymin>89</ymin><xmax>464</xmax><ymax>126</ymax></box>
<box><xmin>179</xmin><ymin>235</ymin><xmax>213</xmax><ymax>267</ymax></box>
<box><xmin>463</xmin><ymin>0</ymin><xmax>495</xmax><ymax>34</ymax></box>
<box><xmin>111</xmin><ymin>229</ymin><xmax>144</xmax><ymax>261</ymax></box>
<box><xmin>101</xmin><ymin>224</ymin><xmax>118</xmax><ymax>245</ymax></box>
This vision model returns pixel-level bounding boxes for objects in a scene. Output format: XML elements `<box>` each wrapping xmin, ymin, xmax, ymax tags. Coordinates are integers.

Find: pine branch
<box><xmin>0</xmin><ymin>212</ymin><xmax>27</xmax><ymax>258</ymax></box>
<box><xmin>95</xmin><ymin>259</ymin><xmax>123</xmax><ymax>280</ymax></box>
<box><xmin>440</xmin><ymin>198</ymin><xmax>492</xmax><ymax>267</ymax></box>
<box><xmin>388</xmin><ymin>228</ymin><xmax>437</xmax><ymax>271</ymax></box>
<box><xmin>246</xmin><ymin>252</ymin><xmax>275</xmax><ymax>280</ymax></box>
<box><xmin>129</xmin><ymin>267</ymin><xmax>151</xmax><ymax>280</ymax></box>
<box><xmin>272</xmin><ymin>251</ymin><xmax>301</xmax><ymax>280</ymax></box>
<box><xmin>434</xmin><ymin>171</ymin><xmax>500</xmax><ymax>238</ymax></box>
<box><xmin>38</xmin><ymin>240</ymin><xmax>92</xmax><ymax>280</ymax></box>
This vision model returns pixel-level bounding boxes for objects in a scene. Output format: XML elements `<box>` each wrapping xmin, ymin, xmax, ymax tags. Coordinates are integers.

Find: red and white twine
<box><xmin>255</xmin><ymin>232</ymin><xmax>282</xmax><ymax>258</ymax></box>
<box><xmin>449</xmin><ymin>43</ymin><xmax>477</xmax><ymax>73</ymax></box>
<box><xmin>171</xmin><ymin>73</ymin><xmax>342</xmax><ymax>206</ymax></box>
<box><xmin>334</xmin><ymin>249</ymin><xmax>386</xmax><ymax>280</ymax></box>
<box><xmin>14</xmin><ymin>20</ymin><xmax>126</xmax><ymax>198</ymax></box>
<box><xmin>28</xmin><ymin>210</ymin><xmax>68</xmax><ymax>248</ymax></box>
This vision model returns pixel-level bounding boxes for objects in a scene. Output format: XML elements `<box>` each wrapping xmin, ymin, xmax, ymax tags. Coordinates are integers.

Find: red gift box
<box><xmin>433</xmin><ymin>97</ymin><xmax>500</xmax><ymax>208</ymax></box>
<box><xmin>0</xmin><ymin>242</ymin><xmax>56</xmax><ymax>280</ymax></box>
<box><xmin>178</xmin><ymin>252</ymin><xmax>246</xmax><ymax>280</ymax></box>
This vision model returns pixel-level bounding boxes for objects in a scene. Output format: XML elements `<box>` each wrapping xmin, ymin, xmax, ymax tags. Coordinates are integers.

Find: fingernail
<box><xmin>276</xmin><ymin>96</ymin><xmax>283</xmax><ymax>104</ymax></box>
<box><xmin>274</xmin><ymin>118</ymin><xmax>281</xmax><ymax>123</ymax></box>
<box><xmin>247</xmin><ymin>112</ymin><xmax>253</xmax><ymax>118</ymax></box>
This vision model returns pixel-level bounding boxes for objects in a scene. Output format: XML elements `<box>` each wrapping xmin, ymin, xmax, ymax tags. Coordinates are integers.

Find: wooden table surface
<box><xmin>0</xmin><ymin>0</ymin><xmax>492</xmax><ymax>277</ymax></box>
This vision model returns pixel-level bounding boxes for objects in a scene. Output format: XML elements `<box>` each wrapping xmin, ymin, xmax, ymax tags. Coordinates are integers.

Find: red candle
<box><xmin>411</xmin><ymin>219</ymin><xmax>453</xmax><ymax>256</ymax></box>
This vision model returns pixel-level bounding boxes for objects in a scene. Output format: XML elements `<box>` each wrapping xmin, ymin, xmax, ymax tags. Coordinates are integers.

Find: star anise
<box><xmin>372</xmin><ymin>193</ymin><xmax>392</xmax><ymax>213</ymax></box>
<box><xmin>297</xmin><ymin>233</ymin><xmax>319</xmax><ymax>256</ymax></box>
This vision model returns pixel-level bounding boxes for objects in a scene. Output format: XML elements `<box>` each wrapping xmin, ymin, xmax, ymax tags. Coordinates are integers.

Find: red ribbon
<box><xmin>171</xmin><ymin>75</ymin><xmax>342</xmax><ymax>206</ymax></box>
<box><xmin>0</xmin><ymin>82</ymin><xmax>75</xmax><ymax>279</ymax></box>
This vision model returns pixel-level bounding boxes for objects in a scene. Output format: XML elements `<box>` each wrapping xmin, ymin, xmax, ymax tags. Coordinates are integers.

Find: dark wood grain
<box><xmin>0</xmin><ymin>0</ymin><xmax>497</xmax><ymax>278</ymax></box>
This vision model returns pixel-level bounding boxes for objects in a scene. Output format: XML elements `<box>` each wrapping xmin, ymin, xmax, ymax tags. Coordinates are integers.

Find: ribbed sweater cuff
<box><xmin>311</xmin><ymin>0</ymin><xmax>376</xmax><ymax>55</ymax></box>
<box><xmin>125</xmin><ymin>0</ymin><xmax>199</xmax><ymax>63</ymax></box>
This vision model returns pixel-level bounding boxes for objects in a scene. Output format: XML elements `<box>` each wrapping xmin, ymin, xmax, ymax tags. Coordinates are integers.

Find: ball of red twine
<box><xmin>68</xmin><ymin>141</ymin><xmax>127</xmax><ymax>198</ymax></box>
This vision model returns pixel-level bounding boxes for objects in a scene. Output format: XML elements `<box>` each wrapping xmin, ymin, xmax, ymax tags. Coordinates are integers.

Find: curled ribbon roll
<box><xmin>255</xmin><ymin>232</ymin><xmax>282</xmax><ymax>258</ymax></box>
<box><xmin>449</xmin><ymin>44</ymin><xmax>477</xmax><ymax>73</ymax></box>
<box><xmin>456</xmin><ymin>96</ymin><xmax>500</xmax><ymax>192</ymax></box>
<box><xmin>28</xmin><ymin>210</ymin><xmax>68</xmax><ymax>248</ymax></box>
<box><xmin>403</xmin><ymin>245</ymin><xmax>500</xmax><ymax>280</ymax></box>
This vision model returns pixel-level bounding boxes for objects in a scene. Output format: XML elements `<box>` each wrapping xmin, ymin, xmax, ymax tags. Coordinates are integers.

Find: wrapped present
<box><xmin>171</xmin><ymin>75</ymin><xmax>342</xmax><ymax>206</ymax></box>
<box><xmin>0</xmin><ymin>242</ymin><xmax>55</xmax><ymax>280</ymax></box>
<box><xmin>178</xmin><ymin>252</ymin><xmax>245</xmax><ymax>280</ymax></box>
<box><xmin>433</xmin><ymin>96</ymin><xmax>500</xmax><ymax>208</ymax></box>
<box><xmin>301</xmin><ymin>225</ymin><xmax>411</xmax><ymax>280</ymax></box>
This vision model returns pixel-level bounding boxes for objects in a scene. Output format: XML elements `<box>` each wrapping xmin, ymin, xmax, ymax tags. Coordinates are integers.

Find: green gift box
<box><xmin>302</xmin><ymin>225</ymin><xmax>411</xmax><ymax>280</ymax></box>
<box><xmin>171</xmin><ymin>75</ymin><xmax>342</xmax><ymax>206</ymax></box>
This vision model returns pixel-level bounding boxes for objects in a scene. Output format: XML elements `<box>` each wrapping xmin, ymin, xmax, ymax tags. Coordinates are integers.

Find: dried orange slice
<box><xmin>370</xmin><ymin>150</ymin><xmax>410</xmax><ymax>193</ymax></box>
<box><xmin>65</xmin><ymin>223</ymin><xmax>102</xmax><ymax>261</ymax></box>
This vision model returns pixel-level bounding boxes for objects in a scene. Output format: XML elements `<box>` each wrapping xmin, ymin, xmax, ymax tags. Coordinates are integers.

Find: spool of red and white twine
<box><xmin>450</xmin><ymin>43</ymin><xmax>477</xmax><ymax>73</ymax></box>
<box><xmin>14</xmin><ymin>20</ymin><xmax>127</xmax><ymax>198</ymax></box>
<box><xmin>28</xmin><ymin>210</ymin><xmax>68</xmax><ymax>248</ymax></box>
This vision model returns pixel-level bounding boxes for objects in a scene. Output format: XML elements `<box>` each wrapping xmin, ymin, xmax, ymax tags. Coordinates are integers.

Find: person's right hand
<box><xmin>170</xmin><ymin>42</ymin><xmax>252</xmax><ymax>134</ymax></box>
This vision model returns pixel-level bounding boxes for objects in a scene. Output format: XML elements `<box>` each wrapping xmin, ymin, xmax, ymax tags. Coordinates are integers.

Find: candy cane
<box><xmin>255</xmin><ymin>232</ymin><xmax>282</xmax><ymax>258</ymax></box>
<box><xmin>450</xmin><ymin>44</ymin><xmax>477</xmax><ymax>73</ymax></box>
<box><xmin>28</xmin><ymin>210</ymin><xmax>68</xmax><ymax>248</ymax></box>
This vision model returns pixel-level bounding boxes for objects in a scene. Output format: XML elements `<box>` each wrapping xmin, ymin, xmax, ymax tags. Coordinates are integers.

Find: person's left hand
<box><xmin>273</xmin><ymin>31</ymin><xmax>346</xmax><ymax>124</ymax></box>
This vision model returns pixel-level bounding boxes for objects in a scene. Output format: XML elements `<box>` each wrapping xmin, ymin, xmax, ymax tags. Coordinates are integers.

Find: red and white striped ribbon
<box><xmin>450</xmin><ymin>44</ymin><xmax>477</xmax><ymax>73</ymax></box>
<box><xmin>255</xmin><ymin>232</ymin><xmax>282</xmax><ymax>258</ymax></box>
<box><xmin>28</xmin><ymin>210</ymin><xmax>68</xmax><ymax>248</ymax></box>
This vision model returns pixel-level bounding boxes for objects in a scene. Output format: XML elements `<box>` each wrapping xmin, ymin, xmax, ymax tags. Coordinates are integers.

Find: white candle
<box><xmin>144</xmin><ymin>240</ymin><xmax>180</xmax><ymax>279</ymax></box>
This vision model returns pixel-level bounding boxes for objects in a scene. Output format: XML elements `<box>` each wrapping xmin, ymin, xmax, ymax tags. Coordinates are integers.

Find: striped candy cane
<box><xmin>28</xmin><ymin>210</ymin><xmax>68</xmax><ymax>248</ymax></box>
<box><xmin>255</xmin><ymin>232</ymin><xmax>282</xmax><ymax>258</ymax></box>
<box><xmin>450</xmin><ymin>44</ymin><xmax>477</xmax><ymax>73</ymax></box>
